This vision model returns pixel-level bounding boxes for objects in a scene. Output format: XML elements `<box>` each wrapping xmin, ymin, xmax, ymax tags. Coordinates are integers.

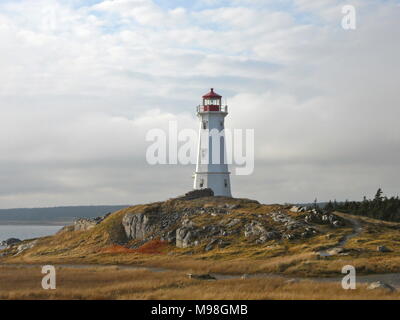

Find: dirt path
<box><xmin>337</xmin><ymin>215</ymin><xmax>363</xmax><ymax>246</ymax></box>
<box><xmin>317</xmin><ymin>214</ymin><xmax>363</xmax><ymax>257</ymax></box>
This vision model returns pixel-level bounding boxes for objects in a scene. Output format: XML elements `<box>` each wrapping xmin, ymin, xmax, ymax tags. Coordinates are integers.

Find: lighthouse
<box><xmin>193</xmin><ymin>88</ymin><xmax>232</xmax><ymax>197</ymax></box>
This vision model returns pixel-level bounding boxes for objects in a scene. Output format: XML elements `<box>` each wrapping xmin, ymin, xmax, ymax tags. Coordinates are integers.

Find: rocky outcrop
<box><xmin>176</xmin><ymin>188</ymin><xmax>214</xmax><ymax>200</ymax></box>
<box><xmin>367</xmin><ymin>281</ymin><xmax>396</xmax><ymax>292</ymax></box>
<box><xmin>122</xmin><ymin>208</ymin><xmax>183</xmax><ymax>245</ymax></box>
<box><xmin>74</xmin><ymin>213</ymin><xmax>111</xmax><ymax>231</ymax></box>
<box><xmin>176</xmin><ymin>226</ymin><xmax>197</xmax><ymax>248</ymax></box>
<box><xmin>0</xmin><ymin>238</ymin><xmax>21</xmax><ymax>248</ymax></box>
<box><xmin>270</xmin><ymin>211</ymin><xmax>318</xmax><ymax>240</ymax></box>
<box><xmin>243</xmin><ymin>221</ymin><xmax>281</xmax><ymax>244</ymax></box>
<box><xmin>15</xmin><ymin>240</ymin><xmax>38</xmax><ymax>255</ymax></box>
<box><xmin>74</xmin><ymin>218</ymin><xmax>98</xmax><ymax>231</ymax></box>
<box><xmin>304</xmin><ymin>209</ymin><xmax>344</xmax><ymax>227</ymax></box>
<box><xmin>117</xmin><ymin>196</ymin><xmax>341</xmax><ymax>251</ymax></box>
<box><xmin>290</xmin><ymin>206</ymin><xmax>306</xmax><ymax>213</ymax></box>
<box><xmin>244</xmin><ymin>221</ymin><xmax>267</xmax><ymax>238</ymax></box>
<box><xmin>377</xmin><ymin>245</ymin><xmax>392</xmax><ymax>253</ymax></box>
<box><xmin>122</xmin><ymin>212</ymin><xmax>159</xmax><ymax>240</ymax></box>
<box><xmin>122</xmin><ymin>202</ymin><xmax>239</xmax><ymax>247</ymax></box>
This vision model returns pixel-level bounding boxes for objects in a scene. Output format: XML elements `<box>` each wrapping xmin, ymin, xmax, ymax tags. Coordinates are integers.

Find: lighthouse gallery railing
<box><xmin>197</xmin><ymin>105</ymin><xmax>228</xmax><ymax>113</ymax></box>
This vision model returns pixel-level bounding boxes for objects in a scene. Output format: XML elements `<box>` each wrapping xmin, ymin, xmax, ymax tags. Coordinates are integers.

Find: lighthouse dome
<box><xmin>202</xmin><ymin>88</ymin><xmax>222</xmax><ymax>99</ymax></box>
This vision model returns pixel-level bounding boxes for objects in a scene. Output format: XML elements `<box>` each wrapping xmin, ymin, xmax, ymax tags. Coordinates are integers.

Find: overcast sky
<box><xmin>0</xmin><ymin>0</ymin><xmax>399</xmax><ymax>209</ymax></box>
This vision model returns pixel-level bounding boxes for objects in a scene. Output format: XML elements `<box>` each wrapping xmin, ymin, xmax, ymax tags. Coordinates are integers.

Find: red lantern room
<box><xmin>202</xmin><ymin>88</ymin><xmax>222</xmax><ymax>112</ymax></box>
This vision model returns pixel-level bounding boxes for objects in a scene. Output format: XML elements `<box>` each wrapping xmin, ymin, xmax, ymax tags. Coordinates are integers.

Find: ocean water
<box><xmin>0</xmin><ymin>225</ymin><xmax>63</xmax><ymax>245</ymax></box>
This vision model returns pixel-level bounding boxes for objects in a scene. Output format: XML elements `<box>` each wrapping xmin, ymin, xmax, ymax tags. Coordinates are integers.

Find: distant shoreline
<box><xmin>0</xmin><ymin>222</ymin><xmax>69</xmax><ymax>226</ymax></box>
<box><xmin>0</xmin><ymin>205</ymin><xmax>129</xmax><ymax>227</ymax></box>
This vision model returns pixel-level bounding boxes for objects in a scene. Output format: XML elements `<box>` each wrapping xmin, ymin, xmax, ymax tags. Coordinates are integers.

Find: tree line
<box><xmin>323</xmin><ymin>188</ymin><xmax>400</xmax><ymax>222</ymax></box>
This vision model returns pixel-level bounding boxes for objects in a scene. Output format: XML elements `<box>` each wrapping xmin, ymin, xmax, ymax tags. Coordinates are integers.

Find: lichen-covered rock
<box><xmin>118</xmin><ymin>198</ymin><xmax>322</xmax><ymax>249</ymax></box>
<box><xmin>176</xmin><ymin>226</ymin><xmax>198</xmax><ymax>248</ymax></box>
<box><xmin>367</xmin><ymin>281</ymin><xmax>396</xmax><ymax>292</ymax></box>
<box><xmin>244</xmin><ymin>221</ymin><xmax>282</xmax><ymax>244</ymax></box>
<box><xmin>122</xmin><ymin>212</ymin><xmax>159</xmax><ymax>240</ymax></box>
<box><xmin>15</xmin><ymin>240</ymin><xmax>38</xmax><ymax>255</ymax></box>
<box><xmin>304</xmin><ymin>210</ymin><xmax>344</xmax><ymax>227</ymax></box>
<box><xmin>377</xmin><ymin>245</ymin><xmax>392</xmax><ymax>253</ymax></box>
<box><xmin>244</xmin><ymin>221</ymin><xmax>267</xmax><ymax>238</ymax></box>
<box><xmin>74</xmin><ymin>218</ymin><xmax>98</xmax><ymax>231</ymax></box>
<box><xmin>290</xmin><ymin>206</ymin><xmax>306</xmax><ymax>213</ymax></box>
<box><xmin>1</xmin><ymin>238</ymin><xmax>21</xmax><ymax>247</ymax></box>
<box><xmin>74</xmin><ymin>213</ymin><xmax>111</xmax><ymax>231</ymax></box>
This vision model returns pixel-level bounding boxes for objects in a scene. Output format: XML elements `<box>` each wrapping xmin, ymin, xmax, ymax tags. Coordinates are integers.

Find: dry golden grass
<box><xmin>2</xmin><ymin>198</ymin><xmax>400</xmax><ymax>280</ymax></box>
<box><xmin>0</xmin><ymin>266</ymin><xmax>398</xmax><ymax>300</ymax></box>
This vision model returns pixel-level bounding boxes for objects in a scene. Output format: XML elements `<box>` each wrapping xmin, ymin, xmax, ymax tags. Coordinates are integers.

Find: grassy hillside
<box><xmin>2</xmin><ymin>196</ymin><xmax>400</xmax><ymax>277</ymax></box>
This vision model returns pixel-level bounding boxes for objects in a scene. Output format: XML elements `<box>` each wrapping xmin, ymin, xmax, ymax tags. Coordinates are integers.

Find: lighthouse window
<box><xmin>200</xmin><ymin>179</ymin><xmax>204</xmax><ymax>188</ymax></box>
<box><xmin>201</xmin><ymin>149</ymin><xmax>207</xmax><ymax>158</ymax></box>
<box><xmin>224</xmin><ymin>179</ymin><xmax>228</xmax><ymax>188</ymax></box>
<box><xmin>202</xmin><ymin>121</ymin><xmax>207</xmax><ymax>129</ymax></box>
<box><xmin>220</xmin><ymin>120</ymin><xmax>224</xmax><ymax>128</ymax></box>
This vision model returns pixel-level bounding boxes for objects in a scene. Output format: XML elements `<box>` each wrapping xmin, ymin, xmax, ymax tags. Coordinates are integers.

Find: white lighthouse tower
<box><xmin>193</xmin><ymin>88</ymin><xmax>232</xmax><ymax>197</ymax></box>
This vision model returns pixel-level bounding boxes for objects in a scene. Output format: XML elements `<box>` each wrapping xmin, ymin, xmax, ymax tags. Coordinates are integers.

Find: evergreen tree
<box><xmin>324</xmin><ymin>189</ymin><xmax>400</xmax><ymax>222</ymax></box>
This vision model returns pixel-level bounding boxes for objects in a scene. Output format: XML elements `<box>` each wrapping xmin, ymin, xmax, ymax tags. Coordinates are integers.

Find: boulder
<box><xmin>377</xmin><ymin>245</ymin><xmax>392</xmax><ymax>253</ymax></box>
<box><xmin>285</xmin><ymin>278</ymin><xmax>300</xmax><ymax>284</ymax></box>
<box><xmin>289</xmin><ymin>206</ymin><xmax>306</xmax><ymax>213</ymax></box>
<box><xmin>15</xmin><ymin>240</ymin><xmax>38</xmax><ymax>255</ymax></box>
<box><xmin>187</xmin><ymin>273</ymin><xmax>216</xmax><ymax>280</ymax></box>
<box><xmin>74</xmin><ymin>213</ymin><xmax>111</xmax><ymax>231</ymax></box>
<box><xmin>304</xmin><ymin>210</ymin><xmax>344</xmax><ymax>227</ymax></box>
<box><xmin>160</xmin><ymin>230</ymin><xmax>176</xmax><ymax>243</ymax></box>
<box><xmin>244</xmin><ymin>221</ymin><xmax>267</xmax><ymax>238</ymax></box>
<box><xmin>74</xmin><ymin>218</ymin><xmax>98</xmax><ymax>231</ymax></box>
<box><xmin>332</xmin><ymin>220</ymin><xmax>342</xmax><ymax>227</ymax></box>
<box><xmin>326</xmin><ymin>247</ymin><xmax>344</xmax><ymax>255</ymax></box>
<box><xmin>367</xmin><ymin>281</ymin><xmax>396</xmax><ymax>292</ymax></box>
<box><xmin>1</xmin><ymin>238</ymin><xmax>21</xmax><ymax>247</ymax></box>
<box><xmin>122</xmin><ymin>212</ymin><xmax>159</xmax><ymax>240</ymax></box>
<box><xmin>176</xmin><ymin>226</ymin><xmax>198</xmax><ymax>248</ymax></box>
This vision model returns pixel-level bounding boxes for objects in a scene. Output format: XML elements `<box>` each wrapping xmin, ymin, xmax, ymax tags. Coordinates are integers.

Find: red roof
<box><xmin>202</xmin><ymin>88</ymin><xmax>222</xmax><ymax>99</ymax></box>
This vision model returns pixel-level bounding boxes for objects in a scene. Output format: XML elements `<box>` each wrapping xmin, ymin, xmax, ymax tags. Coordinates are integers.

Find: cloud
<box><xmin>0</xmin><ymin>0</ymin><xmax>399</xmax><ymax>208</ymax></box>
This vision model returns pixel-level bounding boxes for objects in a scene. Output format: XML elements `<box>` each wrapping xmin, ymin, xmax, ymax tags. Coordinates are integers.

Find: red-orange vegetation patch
<box><xmin>136</xmin><ymin>240</ymin><xmax>169</xmax><ymax>254</ymax></box>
